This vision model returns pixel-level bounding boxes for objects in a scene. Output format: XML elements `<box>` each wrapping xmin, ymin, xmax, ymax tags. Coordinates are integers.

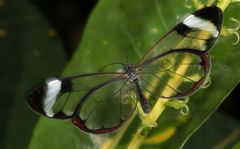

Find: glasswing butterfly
<box><xmin>27</xmin><ymin>6</ymin><xmax>223</xmax><ymax>134</ymax></box>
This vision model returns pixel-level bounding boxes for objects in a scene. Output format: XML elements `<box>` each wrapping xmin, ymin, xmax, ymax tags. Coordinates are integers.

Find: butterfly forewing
<box><xmin>27</xmin><ymin>73</ymin><xmax>125</xmax><ymax>119</ymax></box>
<box><xmin>137</xmin><ymin>6</ymin><xmax>222</xmax><ymax>66</ymax></box>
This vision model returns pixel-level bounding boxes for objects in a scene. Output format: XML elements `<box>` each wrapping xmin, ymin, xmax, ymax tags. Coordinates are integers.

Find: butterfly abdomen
<box><xmin>135</xmin><ymin>82</ymin><xmax>151</xmax><ymax>113</ymax></box>
<box><xmin>139</xmin><ymin>96</ymin><xmax>151</xmax><ymax>114</ymax></box>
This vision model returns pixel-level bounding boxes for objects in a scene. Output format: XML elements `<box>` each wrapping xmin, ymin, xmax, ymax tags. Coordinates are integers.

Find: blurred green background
<box><xmin>0</xmin><ymin>0</ymin><xmax>240</xmax><ymax>149</ymax></box>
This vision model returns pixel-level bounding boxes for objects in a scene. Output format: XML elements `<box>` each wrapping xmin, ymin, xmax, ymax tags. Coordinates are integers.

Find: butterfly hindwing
<box><xmin>139</xmin><ymin>49</ymin><xmax>210</xmax><ymax>98</ymax></box>
<box><xmin>72</xmin><ymin>79</ymin><xmax>137</xmax><ymax>133</ymax></box>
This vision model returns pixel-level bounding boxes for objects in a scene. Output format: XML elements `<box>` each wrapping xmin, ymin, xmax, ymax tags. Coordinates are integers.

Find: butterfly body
<box><xmin>123</xmin><ymin>64</ymin><xmax>151</xmax><ymax>113</ymax></box>
<box><xmin>123</xmin><ymin>64</ymin><xmax>139</xmax><ymax>82</ymax></box>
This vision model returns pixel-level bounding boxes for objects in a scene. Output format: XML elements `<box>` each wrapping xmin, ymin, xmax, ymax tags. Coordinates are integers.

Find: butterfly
<box><xmin>27</xmin><ymin>6</ymin><xmax>223</xmax><ymax>134</ymax></box>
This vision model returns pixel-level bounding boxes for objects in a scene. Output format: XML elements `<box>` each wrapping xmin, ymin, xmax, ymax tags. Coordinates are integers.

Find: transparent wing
<box><xmin>138</xmin><ymin>49</ymin><xmax>210</xmax><ymax>98</ymax></box>
<box><xmin>27</xmin><ymin>72</ymin><xmax>138</xmax><ymax>133</ymax></box>
<box><xmin>27</xmin><ymin>73</ymin><xmax>125</xmax><ymax>119</ymax></box>
<box><xmin>72</xmin><ymin>80</ymin><xmax>137</xmax><ymax>134</ymax></box>
<box><xmin>137</xmin><ymin>6</ymin><xmax>222</xmax><ymax>66</ymax></box>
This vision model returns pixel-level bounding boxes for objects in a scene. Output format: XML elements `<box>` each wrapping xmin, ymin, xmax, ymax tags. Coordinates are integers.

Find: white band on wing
<box><xmin>43</xmin><ymin>78</ymin><xmax>62</xmax><ymax>117</ymax></box>
<box><xmin>183</xmin><ymin>15</ymin><xmax>219</xmax><ymax>38</ymax></box>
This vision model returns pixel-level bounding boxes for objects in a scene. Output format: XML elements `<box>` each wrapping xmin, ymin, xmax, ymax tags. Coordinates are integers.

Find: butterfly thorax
<box><xmin>123</xmin><ymin>64</ymin><xmax>139</xmax><ymax>82</ymax></box>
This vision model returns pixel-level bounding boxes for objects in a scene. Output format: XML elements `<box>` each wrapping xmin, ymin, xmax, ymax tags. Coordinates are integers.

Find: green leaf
<box><xmin>184</xmin><ymin>111</ymin><xmax>240</xmax><ymax>149</ymax></box>
<box><xmin>0</xmin><ymin>0</ymin><xmax>66</xmax><ymax>149</ymax></box>
<box><xmin>233</xmin><ymin>142</ymin><xmax>240</xmax><ymax>149</ymax></box>
<box><xmin>28</xmin><ymin>0</ymin><xmax>240</xmax><ymax>149</ymax></box>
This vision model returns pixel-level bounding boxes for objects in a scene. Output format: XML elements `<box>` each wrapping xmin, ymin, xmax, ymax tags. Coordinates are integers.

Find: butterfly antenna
<box><xmin>124</xmin><ymin>47</ymin><xmax>133</xmax><ymax>64</ymax></box>
<box><xmin>98</xmin><ymin>62</ymin><xmax>124</xmax><ymax>72</ymax></box>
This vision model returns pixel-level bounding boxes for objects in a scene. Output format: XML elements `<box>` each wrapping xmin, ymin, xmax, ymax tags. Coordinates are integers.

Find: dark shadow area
<box><xmin>30</xmin><ymin>0</ymin><xmax>97</xmax><ymax>58</ymax></box>
<box><xmin>0</xmin><ymin>0</ymin><xmax>97</xmax><ymax>148</ymax></box>
<box><xmin>220</xmin><ymin>83</ymin><xmax>240</xmax><ymax>119</ymax></box>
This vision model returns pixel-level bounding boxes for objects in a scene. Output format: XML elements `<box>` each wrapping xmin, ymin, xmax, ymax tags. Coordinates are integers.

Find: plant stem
<box><xmin>127</xmin><ymin>99</ymin><xmax>166</xmax><ymax>149</ymax></box>
<box><xmin>217</xmin><ymin>0</ymin><xmax>231</xmax><ymax>10</ymax></box>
